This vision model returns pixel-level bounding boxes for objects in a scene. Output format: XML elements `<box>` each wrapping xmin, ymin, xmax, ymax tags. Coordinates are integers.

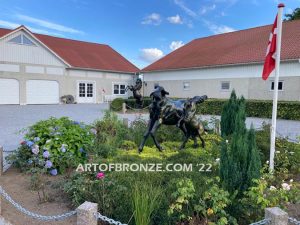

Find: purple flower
<box><xmin>45</xmin><ymin>160</ymin><xmax>53</xmax><ymax>169</ymax></box>
<box><xmin>43</xmin><ymin>151</ymin><xmax>50</xmax><ymax>158</ymax></box>
<box><xmin>60</xmin><ymin>144</ymin><xmax>67</xmax><ymax>153</ymax></box>
<box><xmin>27</xmin><ymin>159</ymin><xmax>33</xmax><ymax>165</ymax></box>
<box><xmin>79</xmin><ymin>148</ymin><xmax>85</xmax><ymax>153</ymax></box>
<box><xmin>31</xmin><ymin>145</ymin><xmax>39</xmax><ymax>155</ymax></box>
<box><xmin>50</xmin><ymin>169</ymin><xmax>58</xmax><ymax>176</ymax></box>
<box><xmin>90</xmin><ymin>128</ymin><xmax>97</xmax><ymax>135</ymax></box>
<box><xmin>26</xmin><ymin>141</ymin><xmax>34</xmax><ymax>147</ymax></box>
<box><xmin>73</xmin><ymin>121</ymin><xmax>80</xmax><ymax>125</ymax></box>
<box><xmin>33</xmin><ymin>137</ymin><xmax>40</xmax><ymax>142</ymax></box>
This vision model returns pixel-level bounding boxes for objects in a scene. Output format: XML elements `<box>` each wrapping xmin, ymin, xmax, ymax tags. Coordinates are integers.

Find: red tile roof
<box><xmin>143</xmin><ymin>20</ymin><xmax>300</xmax><ymax>72</ymax></box>
<box><xmin>0</xmin><ymin>27</ymin><xmax>138</xmax><ymax>73</ymax></box>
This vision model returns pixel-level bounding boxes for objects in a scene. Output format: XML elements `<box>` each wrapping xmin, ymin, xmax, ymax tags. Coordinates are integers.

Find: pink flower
<box><xmin>96</xmin><ymin>172</ymin><xmax>105</xmax><ymax>180</ymax></box>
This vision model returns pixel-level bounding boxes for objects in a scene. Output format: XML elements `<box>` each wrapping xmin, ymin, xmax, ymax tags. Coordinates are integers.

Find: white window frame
<box><xmin>220</xmin><ymin>81</ymin><xmax>230</xmax><ymax>92</ymax></box>
<box><xmin>76</xmin><ymin>80</ymin><xmax>96</xmax><ymax>102</ymax></box>
<box><xmin>8</xmin><ymin>34</ymin><xmax>36</xmax><ymax>46</ymax></box>
<box><xmin>112</xmin><ymin>82</ymin><xmax>128</xmax><ymax>96</ymax></box>
<box><xmin>270</xmin><ymin>80</ymin><xmax>284</xmax><ymax>91</ymax></box>
<box><xmin>183</xmin><ymin>81</ymin><xmax>190</xmax><ymax>91</ymax></box>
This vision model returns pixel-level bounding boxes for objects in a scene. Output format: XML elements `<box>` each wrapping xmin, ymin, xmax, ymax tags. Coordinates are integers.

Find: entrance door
<box><xmin>77</xmin><ymin>81</ymin><xmax>95</xmax><ymax>103</ymax></box>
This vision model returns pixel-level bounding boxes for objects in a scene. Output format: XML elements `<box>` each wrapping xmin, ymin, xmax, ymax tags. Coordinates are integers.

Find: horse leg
<box><xmin>198</xmin><ymin>131</ymin><xmax>205</xmax><ymax>148</ymax></box>
<box><xmin>193</xmin><ymin>136</ymin><xmax>199</xmax><ymax>148</ymax></box>
<box><xmin>150</xmin><ymin>120</ymin><xmax>163</xmax><ymax>151</ymax></box>
<box><xmin>138</xmin><ymin>119</ymin><xmax>155</xmax><ymax>153</ymax></box>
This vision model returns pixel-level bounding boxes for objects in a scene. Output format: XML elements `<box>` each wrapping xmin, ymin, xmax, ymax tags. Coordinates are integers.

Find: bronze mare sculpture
<box><xmin>125</xmin><ymin>78</ymin><xmax>143</xmax><ymax>108</ymax></box>
<box><xmin>138</xmin><ymin>85</ymin><xmax>208</xmax><ymax>153</ymax></box>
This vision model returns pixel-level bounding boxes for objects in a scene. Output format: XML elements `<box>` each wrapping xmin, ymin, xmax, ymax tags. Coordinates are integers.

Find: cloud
<box><xmin>15</xmin><ymin>14</ymin><xmax>84</xmax><ymax>34</ymax></box>
<box><xmin>169</xmin><ymin>41</ymin><xmax>185</xmax><ymax>51</ymax></box>
<box><xmin>200</xmin><ymin>4</ymin><xmax>216</xmax><ymax>15</ymax></box>
<box><xmin>167</xmin><ymin>14</ymin><xmax>183</xmax><ymax>24</ymax></box>
<box><xmin>174</xmin><ymin>0</ymin><xmax>197</xmax><ymax>18</ymax></box>
<box><xmin>139</xmin><ymin>48</ymin><xmax>164</xmax><ymax>63</ymax></box>
<box><xmin>0</xmin><ymin>20</ymin><xmax>19</xmax><ymax>29</ymax></box>
<box><xmin>204</xmin><ymin>20</ymin><xmax>235</xmax><ymax>34</ymax></box>
<box><xmin>141</xmin><ymin>13</ymin><xmax>162</xmax><ymax>25</ymax></box>
<box><xmin>0</xmin><ymin>19</ymin><xmax>64</xmax><ymax>37</ymax></box>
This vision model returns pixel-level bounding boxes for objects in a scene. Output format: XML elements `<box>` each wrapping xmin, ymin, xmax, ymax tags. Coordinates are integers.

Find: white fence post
<box><xmin>122</xmin><ymin>103</ymin><xmax>127</xmax><ymax>114</ymax></box>
<box><xmin>265</xmin><ymin>207</ymin><xmax>288</xmax><ymax>225</ymax></box>
<box><xmin>76</xmin><ymin>201</ymin><xmax>98</xmax><ymax>225</ymax></box>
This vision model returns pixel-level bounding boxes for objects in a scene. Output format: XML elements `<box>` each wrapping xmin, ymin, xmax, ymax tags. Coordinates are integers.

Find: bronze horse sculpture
<box><xmin>125</xmin><ymin>78</ymin><xmax>143</xmax><ymax>108</ymax></box>
<box><xmin>138</xmin><ymin>85</ymin><xmax>208</xmax><ymax>153</ymax></box>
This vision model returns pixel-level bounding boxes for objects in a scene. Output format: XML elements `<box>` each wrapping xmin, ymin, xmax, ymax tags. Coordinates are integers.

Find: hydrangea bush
<box><xmin>8</xmin><ymin>117</ymin><xmax>93</xmax><ymax>175</ymax></box>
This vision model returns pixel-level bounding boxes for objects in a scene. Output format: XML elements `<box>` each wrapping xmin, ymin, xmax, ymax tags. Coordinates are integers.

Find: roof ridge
<box><xmin>193</xmin><ymin>19</ymin><xmax>300</xmax><ymax>42</ymax></box>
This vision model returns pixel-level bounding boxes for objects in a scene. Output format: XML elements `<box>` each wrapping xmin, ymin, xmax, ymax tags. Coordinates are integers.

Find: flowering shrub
<box><xmin>240</xmin><ymin>172</ymin><xmax>300</xmax><ymax>224</ymax></box>
<box><xmin>7</xmin><ymin>117</ymin><xmax>93</xmax><ymax>175</ymax></box>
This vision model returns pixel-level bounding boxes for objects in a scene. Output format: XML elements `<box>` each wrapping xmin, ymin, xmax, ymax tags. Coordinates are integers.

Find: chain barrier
<box><xmin>0</xmin><ymin>186</ymin><xmax>76</xmax><ymax>221</ymax></box>
<box><xmin>250</xmin><ymin>219</ymin><xmax>270</xmax><ymax>225</ymax></box>
<box><xmin>94</xmin><ymin>212</ymin><xmax>127</xmax><ymax>225</ymax></box>
<box><xmin>289</xmin><ymin>217</ymin><xmax>300</xmax><ymax>225</ymax></box>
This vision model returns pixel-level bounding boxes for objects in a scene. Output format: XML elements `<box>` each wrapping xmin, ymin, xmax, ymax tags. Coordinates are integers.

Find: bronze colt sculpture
<box><xmin>125</xmin><ymin>78</ymin><xmax>143</xmax><ymax>108</ymax></box>
<box><xmin>138</xmin><ymin>85</ymin><xmax>208</xmax><ymax>153</ymax></box>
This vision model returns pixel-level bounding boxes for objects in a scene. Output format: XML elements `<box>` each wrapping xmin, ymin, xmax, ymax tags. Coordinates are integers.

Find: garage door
<box><xmin>26</xmin><ymin>80</ymin><xmax>59</xmax><ymax>104</ymax></box>
<box><xmin>0</xmin><ymin>79</ymin><xmax>19</xmax><ymax>104</ymax></box>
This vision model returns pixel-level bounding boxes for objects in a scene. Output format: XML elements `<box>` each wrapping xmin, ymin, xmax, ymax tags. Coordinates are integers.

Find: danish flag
<box><xmin>262</xmin><ymin>15</ymin><xmax>278</xmax><ymax>80</ymax></box>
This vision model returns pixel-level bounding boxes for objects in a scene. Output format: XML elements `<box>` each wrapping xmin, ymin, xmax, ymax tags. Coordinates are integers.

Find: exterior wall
<box><xmin>0</xmin><ymin>30</ymin><xmax>65</xmax><ymax>66</ymax></box>
<box><xmin>0</xmin><ymin>63</ymin><xmax>134</xmax><ymax>104</ymax></box>
<box><xmin>143</xmin><ymin>61</ymin><xmax>300</xmax><ymax>101</ymax></box>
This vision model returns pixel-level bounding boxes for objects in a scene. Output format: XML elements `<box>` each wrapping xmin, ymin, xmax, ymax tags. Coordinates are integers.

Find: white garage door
<box><xmin>26</xmin><ymin>80</ymin><xmax>59</xmax><ymax>104</ymax></box>
<box><xmin>0</xmin><ymin>79</ymin><xmax>19</xmax><ymax>104</ymax></box>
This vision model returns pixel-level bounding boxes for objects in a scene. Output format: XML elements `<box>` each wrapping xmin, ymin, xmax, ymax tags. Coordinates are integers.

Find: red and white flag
<box><xmin>262</xmin><ymin>15</ymin><xmax>278</xmax><ymax>80</ymax></box>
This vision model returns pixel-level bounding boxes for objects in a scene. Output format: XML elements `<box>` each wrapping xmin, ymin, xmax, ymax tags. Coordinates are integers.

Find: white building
<box><xmin>142</xmin><ymin>20</ymin><xmax>300</xmax><ymax>101</ymax></box>
<box><xmin>0</xmin><ymin>25</ymin><xmax>138</xmax><ymax>105</ymax></box>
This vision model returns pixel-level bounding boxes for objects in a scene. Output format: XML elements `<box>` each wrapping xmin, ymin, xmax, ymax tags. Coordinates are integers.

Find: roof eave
<box><xmin>141</xmin><ymin>58</ymin><xmax>299</xmax><ymax>73</ymax></box>
<box><xmin>67</xmin><ymin>67</ymin><xmax>139</xmax><ymax>75</ymax></box>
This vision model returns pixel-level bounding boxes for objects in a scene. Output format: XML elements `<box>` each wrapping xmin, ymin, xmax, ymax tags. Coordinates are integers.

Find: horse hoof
<box><xmin>158</xmin><ymin>146</ymin><xmax>164</xmax><ymax>152</ymax></box>
<box><xmin>138</xmin><ymin>147</ymin><xmax>143</xmax><ymax>154</ymax></box>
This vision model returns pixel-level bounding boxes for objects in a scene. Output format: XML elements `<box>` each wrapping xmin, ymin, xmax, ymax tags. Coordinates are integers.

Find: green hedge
<box><xmin>125</xmin><ymin>98</ymin><xmax>300</xmax><ymax>120</ymax></box>
<box><xmin>197</xmin><ymin>99</ymin><xmax>300</xmax><ymax>120</ymax></box>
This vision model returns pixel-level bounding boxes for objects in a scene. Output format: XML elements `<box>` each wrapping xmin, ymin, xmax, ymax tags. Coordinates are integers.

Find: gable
<box><xmin>0</xmin><ymin>30</ymin><xmax>66</xmax><ymax>67</ymax></box>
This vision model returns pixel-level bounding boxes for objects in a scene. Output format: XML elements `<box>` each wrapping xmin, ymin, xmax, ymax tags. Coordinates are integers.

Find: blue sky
<box><xmin>0</xmin><ymin>0</ymin><xmax>299</xmax><ymax>68</ymax></box>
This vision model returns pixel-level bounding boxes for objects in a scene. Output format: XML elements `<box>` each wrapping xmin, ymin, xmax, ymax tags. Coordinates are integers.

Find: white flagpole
<box><xmin>270</xmin><ymin>3</ymin><xmax>285</xmax><ymax>171</ymax></box>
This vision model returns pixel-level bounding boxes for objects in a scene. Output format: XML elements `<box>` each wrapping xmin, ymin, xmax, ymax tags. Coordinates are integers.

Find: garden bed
<box><xmin>0</xmin><ymin>167</ymin><xmax>76</xmax><ymax>225</ymax></box>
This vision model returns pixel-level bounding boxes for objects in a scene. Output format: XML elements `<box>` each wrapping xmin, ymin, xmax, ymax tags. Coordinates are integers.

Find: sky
<box><xmin>0</xmin><ymin>0</ymin><xmax>299</xmax><ymax>69</ymax></box>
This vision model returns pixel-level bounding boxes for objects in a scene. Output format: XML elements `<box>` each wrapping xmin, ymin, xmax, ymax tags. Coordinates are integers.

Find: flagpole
<box><xmin>270</xmin><ymin>3</ymin><xmax>285</xmax><ymax>171</ymax></box>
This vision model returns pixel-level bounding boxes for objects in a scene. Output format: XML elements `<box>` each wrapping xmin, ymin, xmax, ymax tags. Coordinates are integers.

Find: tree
<box><xmin>220</xmin><ymin>90</ymin><xmax>238</xmax><ymax>137</ymax></box>
<box><xmin>246</xmin><ymin>125</ymin><xmax>261</xmax><ymax>187</ymax></box>
<box><xmin>285</xmin><ymin>8</ymin><xmax>300</xmax><ymax>21</ymax></box>
<box><xmin>220</xmin><ymin>93</ymin><xmax>261</xmax><ymax>195</ymax></box>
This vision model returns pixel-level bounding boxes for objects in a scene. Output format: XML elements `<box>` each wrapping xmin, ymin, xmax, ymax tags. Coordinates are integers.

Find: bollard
<box><xmin>123</xmin><ymin>118</ymin><xmax>129</xmax><ymax>128</ymax></box>
<box><xmin>265</xmin><ymin>207</ymin><xmax>288</xmax><ymax>225</ymax></box>
<box><xmin>76</xmin><ymin>201</ymin><xmax>98</xmax><ymax>225</ymax></box>
<box><xmin>0</xmin><ymin>146</ymin><xmax>3</xmax><ymax>176</ymax></box>
<box><xmin>122</xmin><ymin>103</ymin><xmax>127</xmax><ymax>114</ymax></box>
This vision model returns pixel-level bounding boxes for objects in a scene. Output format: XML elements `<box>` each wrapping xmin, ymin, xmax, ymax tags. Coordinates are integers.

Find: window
<box><xmin>79</xmin><ymin>83</ymin><xmax>86</xmax><ymax>97</ymax></box>
<box><xmin>113</xmin><ymin>84</ymin><xmax>126</xmax><ymax>95</ymax></box>
<box><xmin>221</xmin><ymin>81</ymin><xmax>230</xmax><ymax>91</ymax></box>
<box><xmin>8</xmin><ymin>34</ymin><xmax>36</xmax><ymax>46</ymax></box>
<box><xmin>271</xmin><ymin>81</ymin><xmax>284</xmax><ymax>91</ymax></box>
<box><xmin>87</xmin><ymin>83</ymin><xmax>93</xmax><ymax>97</ymax></box>
<box><xmin>183</xmin><ymin>81</ymin><xmax>190</xmax><ymax>91</ymax></box>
